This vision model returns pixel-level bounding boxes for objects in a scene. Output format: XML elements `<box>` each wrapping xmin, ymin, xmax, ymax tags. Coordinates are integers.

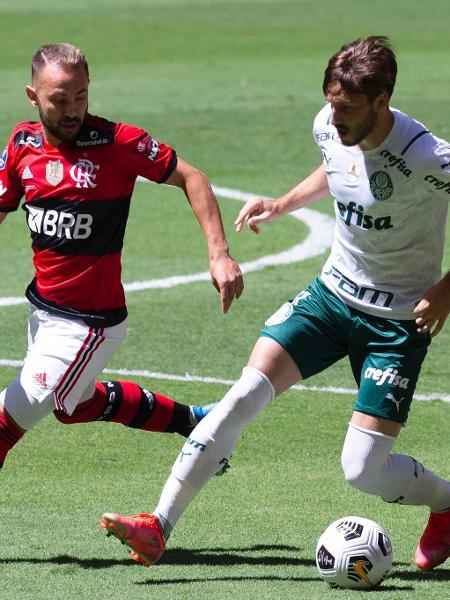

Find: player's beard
<box><xmin>337</xmin><ymin>108</ymin><xmax>378</xmax><ymax>147</ymax></box>
<box><xmin>38</xmin><ymin>104</ymin><xmax>86</xmax><ymax>143</ymax></box>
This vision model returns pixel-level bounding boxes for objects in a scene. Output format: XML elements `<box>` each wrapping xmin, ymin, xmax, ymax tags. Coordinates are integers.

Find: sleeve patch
<box><xmin>0</xmin><ymin>146</ymin><xmax>7</xmax><ymax>170</ymax></box>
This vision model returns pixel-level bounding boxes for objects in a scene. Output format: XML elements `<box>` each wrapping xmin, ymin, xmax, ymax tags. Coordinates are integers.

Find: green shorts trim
<box><xmin>260</xmin><ymin>278</ymin><xmax>431</xmax><ymax>423</ymax></box>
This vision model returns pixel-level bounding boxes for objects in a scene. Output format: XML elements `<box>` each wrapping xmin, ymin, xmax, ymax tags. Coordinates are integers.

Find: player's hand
<box><xmin>235</xmin><ymin>197</ymin><xmax>279</xmax><ymax>234</ymax></box>
<box><xmin>414</xmin><ymin>278</ymin><xmax>450</xmax><ymax>337</ymax></box>
<box><xmin>210</xmin><ymin>254</ymin><xmax>244</xmax><ymax>313</ymax></box>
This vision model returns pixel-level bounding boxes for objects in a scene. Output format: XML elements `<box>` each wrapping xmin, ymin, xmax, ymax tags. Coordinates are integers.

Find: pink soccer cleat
<box><xmin>414</xmin><ymin>510</ymin><xmax>450</xmax><ymax>570</ymax></box>
<box><xmin>100</xmin><ymin>511</ymin><xmax>165</xmax><ymax>566</ymax></box>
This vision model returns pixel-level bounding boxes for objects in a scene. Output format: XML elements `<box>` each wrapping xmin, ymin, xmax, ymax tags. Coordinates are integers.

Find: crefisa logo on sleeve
<box><xmin>0</xmin><ymin>147</ymin><xmax>7</xmax><ymax>170</ymax></box>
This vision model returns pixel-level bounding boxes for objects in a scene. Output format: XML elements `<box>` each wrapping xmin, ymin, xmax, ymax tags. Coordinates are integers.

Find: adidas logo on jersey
<box><xmin>21</xmin><ymin>165</ymin><xmax>34</xmax><ymax>180</ymax></box>
<box><xmin>33</xmin><ymin>372</ymin><xmax>49</xmax><ymax>389</ymax></box>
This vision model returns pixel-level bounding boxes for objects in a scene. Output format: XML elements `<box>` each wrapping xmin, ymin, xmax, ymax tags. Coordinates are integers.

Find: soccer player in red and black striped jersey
<box><xmin>0</xmin><ymin>45</ymin><xmax>243</xmax><ymax>483</ymax></box>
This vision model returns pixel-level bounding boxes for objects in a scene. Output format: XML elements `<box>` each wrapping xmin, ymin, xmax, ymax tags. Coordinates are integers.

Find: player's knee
<box><xmin>1</xmin><ymin>376</ymin><xmax>53</xmax><ymax>430</ymax></box>
<box><xmin>341</xmin><ymin>424</ymin><xmax>393</xmax><ymax>494</ymax></box>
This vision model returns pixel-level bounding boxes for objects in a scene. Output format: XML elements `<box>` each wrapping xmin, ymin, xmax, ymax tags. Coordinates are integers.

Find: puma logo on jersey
<box><xmin>364</xmin><ymin>367</ymin><xmax>410</xmax><ymax>389</ymax></box>
<box><xmin>25</xmin><ymin>205</ymin><xmax>93</xmax><ymax>239</ymax></box>
<box><xmin>336</xmin><ymin>201</ymin><xmax>393</xmax><ymax>230</ymax></box>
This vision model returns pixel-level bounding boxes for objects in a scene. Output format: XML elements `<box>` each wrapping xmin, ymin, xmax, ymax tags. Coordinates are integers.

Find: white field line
<box><xmin>121</xmin><ymin>183</ymin><xmax>335</xmax><ymax>291</ymax></box>
<box><xmin>0</xmin><ymin>183</ymin><xmax>447</xmax><ymax>404</ymax></box>
<box><xmin>0</xmin><ymin>359</ymin><xmax>448</xmax><ymax>404</ymax></box>
<box><xmin>0</xmin><ymin>183</ymin><xmax>334</xmax><ymax>301</ymax></box>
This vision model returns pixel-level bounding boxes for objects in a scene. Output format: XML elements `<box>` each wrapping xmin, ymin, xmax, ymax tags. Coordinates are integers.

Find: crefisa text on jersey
<box><xmin>336</xmin><ymin>201</ymin><xmax>393</xmax><ymax>230</ymax></box>
<box><xmin>379</xmin><ymin>149</ymin><xmax>412</xmax><ymax>177</ymax></box>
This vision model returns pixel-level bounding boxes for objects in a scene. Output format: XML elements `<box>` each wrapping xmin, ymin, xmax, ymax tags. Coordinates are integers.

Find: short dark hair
<box><xmin>31</xmin><ymin>43</ymin><xmax>89</xmax><ymax>82</ymax></box>
<box><xmin>322</xmin><ymin>36</ymin><xmax>397</xmax><ymax>101</ymax></box>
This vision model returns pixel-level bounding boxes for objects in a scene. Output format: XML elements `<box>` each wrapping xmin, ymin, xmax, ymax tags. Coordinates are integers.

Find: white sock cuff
<box><xmin>348</xmin><ymin>421</ymin><xmax>396</xmax><ymax>441</ymax></box>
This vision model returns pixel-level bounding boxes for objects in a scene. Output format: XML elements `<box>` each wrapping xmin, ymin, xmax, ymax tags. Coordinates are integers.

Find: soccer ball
<box><xmin>315</xmin><ymin>516</ymin><xmax>393</xmax><ymax>589</ymax></box>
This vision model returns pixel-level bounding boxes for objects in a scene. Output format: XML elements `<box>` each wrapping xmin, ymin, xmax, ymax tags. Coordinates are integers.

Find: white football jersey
<box><xmin>314</xmin><ymin>104</ymin><xmax>450</xmax><ymax>319</ymax></box>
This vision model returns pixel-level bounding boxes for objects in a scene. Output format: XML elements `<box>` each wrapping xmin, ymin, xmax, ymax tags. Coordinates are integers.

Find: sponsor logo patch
<box><xmin>135</xmin><ymin>135</ymin><xmax>160</xmax><ymax>160</ymax></box>
<box><xmin>75</xmin><ymin>128</ymin><xmax>114</xmax><ymax>148</ymax></box>
<box><xmin>424</xmin><ymin>174</ymin><xmax>450</xmax><ymax>194</ymax></box>
<box><xmin>25</xmin><ymin>205</ymin><xmax>93</xmax><ymax>239</ymax></box>
<box><xmin>315</xmin><ymin>130</ymin><xmax>339</xmax><ymax>142</ymax></box>
<box><xmin>14</xmin><ymin>131</ymin><xmax>43</xmax><ymax>149</ymax></box>
<box><xmin>0</xmin><ymin>146</ymin><xmax>7</xmax><ymax>170</ymax></box>
<box><xmin>336</xmin><ymin>201</ymin><xmax>393</xmax><ymax>231</ymax></box>
<box><xmin>379</xmin><ymin>149</ymin><xmax>412</xmax><ymax>177</ymax></box>
<box><xmin>364</xmin><ymin>367</ymin><xmax>410</xmax><ymax>389</ymax></box>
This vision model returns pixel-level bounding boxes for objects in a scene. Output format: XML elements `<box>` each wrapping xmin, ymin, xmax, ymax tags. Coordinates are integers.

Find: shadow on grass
<box><xmin>0</xmin><ymin>544</ymin><xmax>447</xmax><ymax>592</ymax></box>
<box><xmin>0</xmin><ymin>544</ymin><xmax>309</xmax><ymax>569</ymax></box>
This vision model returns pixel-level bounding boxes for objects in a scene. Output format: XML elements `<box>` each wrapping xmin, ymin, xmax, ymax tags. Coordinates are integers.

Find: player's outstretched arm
<box><xmin>414</xmin><ymin>271</ymin><xmax>450</xmax><ymax>337</ymax></box>
<box><xmin>164</xmin><ymin>158</ymin><xmax>243</xmax><ymax>313</ymax></box>
<box><xmin>0</xmin><ymin>213</ymin><xmax>8</xmax><ymax>227</ymax></box>
<box><xmin>235</xmin><ymin>164</ymin><xmax>329</xmax><ymax>234</ymax></box>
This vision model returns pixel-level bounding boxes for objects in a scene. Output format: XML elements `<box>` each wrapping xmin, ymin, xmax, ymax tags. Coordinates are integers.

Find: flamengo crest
<box><xmin>70</xmin><ymin>158</ymin><xmax>100</xmax><ymax>188</ymax></box>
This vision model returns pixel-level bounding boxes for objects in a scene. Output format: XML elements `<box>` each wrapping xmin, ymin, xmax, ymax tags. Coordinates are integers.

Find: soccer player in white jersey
<box><xmin>103</xmin><ymin>36</ymin><xmax>450</xmax><ymax>571</ymax></box>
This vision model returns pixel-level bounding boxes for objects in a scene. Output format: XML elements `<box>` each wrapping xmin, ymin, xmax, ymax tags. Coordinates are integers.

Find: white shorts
<box><xmin>0</xmin><ymin>306</ymin><xmax>127</xmax><ymax>429</ymax></box>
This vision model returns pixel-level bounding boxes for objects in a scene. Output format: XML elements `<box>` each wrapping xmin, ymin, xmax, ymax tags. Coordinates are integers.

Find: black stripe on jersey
<box><xmin>25</xmin><ymin>280</ymin><xmax>128</xmax><ymax>328</ymax></box>
<box><xmin>22</xmin><ymin>194</ymin><xmax>131</xmax><ymax>255</ymax></box>
<box><xmin>400</xmin><ymin>129</ymin><xmax>430</xmax><ymax>155</ymax></box>
<box><xmin>157</xmin><ymin>150</ymin><xmax>177</xmax><ymax>183</ymax></box>
<box><xmin>74</xmin><ymin>123</ymin><xmax>115</xmax><ymax>148</ymax></box>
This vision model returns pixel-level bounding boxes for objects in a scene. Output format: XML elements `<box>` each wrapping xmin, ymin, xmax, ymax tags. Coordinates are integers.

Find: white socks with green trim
<box><xmin>341</xmin><ymin>423</ymin><xmax>450</xmax><ymax>511</ymax></box>
<box><xmin>154</xmin><ymin>367</ymin><xmax>275</xmax><ymax>537</ymax></box>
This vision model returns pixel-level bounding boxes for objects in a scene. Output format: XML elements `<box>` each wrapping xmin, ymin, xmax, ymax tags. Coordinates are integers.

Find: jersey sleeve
<box><xmin>421</xmin><ymin>136</ymin><xmax>450</xmax><ymax>201</ymax></box>
<box><xmin>0</xmin><ymin>134</ymin><xmax>24</xmax><ymax>212</ymax></box>
<box><xmin>115</xmin><ymin>123</ymin><xmax>177</xmax><ymax>184</ymax></box>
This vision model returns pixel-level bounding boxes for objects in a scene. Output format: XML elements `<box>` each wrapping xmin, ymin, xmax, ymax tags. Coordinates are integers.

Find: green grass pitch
<box><xmin>0</xmin><ymin>1</ymin><xmax>448</xmax><ymax>598</ymax></box>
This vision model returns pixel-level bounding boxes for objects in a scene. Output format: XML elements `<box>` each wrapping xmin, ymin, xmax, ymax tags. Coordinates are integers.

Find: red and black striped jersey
<box><xmin>0</xmin><ymin>114</ymin><xmax>177</xmax><ymax>327</ymax></box>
